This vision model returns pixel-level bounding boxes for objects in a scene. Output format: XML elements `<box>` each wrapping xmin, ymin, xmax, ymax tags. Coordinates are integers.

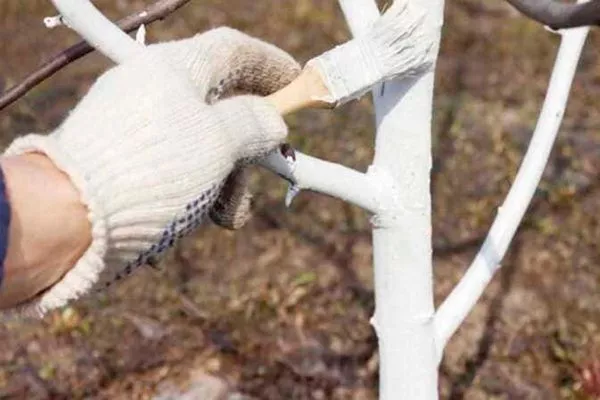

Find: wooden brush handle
<box><xmin>266</xmin><ymin>63</ymin><xmax>333</xmax><ymax>115</ymax></box>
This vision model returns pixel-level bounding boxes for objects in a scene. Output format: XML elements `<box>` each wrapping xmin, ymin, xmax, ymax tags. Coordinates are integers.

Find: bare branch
<box><xmin>0</xmin><ymin>0</ymin><xmax>191</xmax><ymax>111</ymax></box>
<box><xmin>434</xmin><ymin>24</ymin><xmax>590</xmax><ymax>355</ymax></box>
<box><xmin>260</xmin><ymin>147</ymin><xmax>382</xmax><ymax>214</ymax></box>
<box><xmin>505</xmin><ymin>0</ymin><xmax>600</xmax><ymax>29</ymax></box>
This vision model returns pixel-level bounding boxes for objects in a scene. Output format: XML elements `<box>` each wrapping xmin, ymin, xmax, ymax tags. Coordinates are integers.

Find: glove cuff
<box><xmin>2</xmin><ymin>134</ymin><xmax>109</xmax><ymax>318</ymax></box>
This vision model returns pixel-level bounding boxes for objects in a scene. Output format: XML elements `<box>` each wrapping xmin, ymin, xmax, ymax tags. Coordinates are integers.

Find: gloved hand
<box><xmin>146</xmin><ymin>28</ymin><xmax>300</xmax><ymax>230</ymax></box>
<box><xmin>4</xmin><ymin>27</ymin><xmax>300</xmax><ymax>317</ymax></box>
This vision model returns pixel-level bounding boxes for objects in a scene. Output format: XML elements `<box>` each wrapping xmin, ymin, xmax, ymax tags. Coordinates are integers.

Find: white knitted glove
<box><xmin>3</xmin><ymin>28</ymin><xmax>300</xmax><ymax>317</ymax></box>
<box><xmin>145</xmin><ymin>28</ymin><xmax>301</xmax><ymax>230</ymax></box>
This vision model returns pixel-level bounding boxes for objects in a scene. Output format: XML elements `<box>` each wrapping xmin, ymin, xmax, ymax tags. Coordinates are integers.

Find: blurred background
<box><xmin>0</xmin><ymin>0</ymin><xmax>598</xmax><ymax>399</ymax></box>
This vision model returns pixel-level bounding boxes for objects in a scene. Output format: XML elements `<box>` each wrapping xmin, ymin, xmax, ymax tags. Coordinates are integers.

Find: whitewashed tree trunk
<box><xmin>369</xmin><ymin>78</ymin><xmax>439</xmax><ymax>398</ymax></box>
<box><xmin>339</xmin><ymin>0</ymin><xmax>444</xmax><ymax>397</ymax></box>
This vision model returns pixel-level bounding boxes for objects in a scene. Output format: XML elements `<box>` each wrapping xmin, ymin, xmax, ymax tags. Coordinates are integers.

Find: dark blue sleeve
<box><xmin>0</xmin><ymin>165</ymin><xmax>10</xmax><ymax>287</ymax></box>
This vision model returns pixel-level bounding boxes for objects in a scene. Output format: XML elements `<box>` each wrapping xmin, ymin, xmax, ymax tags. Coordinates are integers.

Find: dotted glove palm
<box><xmin>4</xmin><ymin>27</ymin><xmax>299</xmax><ymax>317</ymax></box>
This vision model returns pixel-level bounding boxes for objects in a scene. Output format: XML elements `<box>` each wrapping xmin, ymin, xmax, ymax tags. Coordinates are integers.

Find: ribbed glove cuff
<box><xmin>3</xmin><ymin>134</ymin><xmax>108</xmax><ymax>317</ymax></box>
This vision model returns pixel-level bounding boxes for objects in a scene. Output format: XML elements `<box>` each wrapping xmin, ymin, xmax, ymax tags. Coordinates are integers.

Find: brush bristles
<box><xmin>309</xmin><ymin>0</ymin><xmax>437</xmax><ymax>106</ymax></box>
<box><xmin>370</xmin><ymin>0</ymin><xmax>435</xmax><ymax>76</ymax></box>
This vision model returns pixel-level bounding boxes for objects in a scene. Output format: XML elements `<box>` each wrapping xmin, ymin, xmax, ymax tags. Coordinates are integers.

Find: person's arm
<box><xmin>0</xmin><ymin>153</ymin><xmax>91</xmax><ymax>310</ymax></box>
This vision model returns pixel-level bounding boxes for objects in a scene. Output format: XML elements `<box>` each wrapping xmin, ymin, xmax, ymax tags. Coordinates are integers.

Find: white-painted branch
<box><xmin>434</xmin><ymin>24</ymin><xmax>590</xmax><ymax>356</ymax></box>
<box><xmin>260</xmin><ymin>150</ymin><xmax>381</xmax><ymax>213</ymax></box>
<box><xmin>49</xmin><ymin>0</ymin><xmax>143</xmax><ymax>63</ymax></box>
<box><xmin>340</xmin><ymin>0</ymin><xmax>444</xmax><ymax>398</ymax></box>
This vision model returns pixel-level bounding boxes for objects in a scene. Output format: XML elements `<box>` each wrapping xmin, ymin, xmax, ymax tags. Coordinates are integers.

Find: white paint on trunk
<box><xmin>339</xmin><ymin>0</ymin><xmax>444</xmax><ymax>398</ymax></box>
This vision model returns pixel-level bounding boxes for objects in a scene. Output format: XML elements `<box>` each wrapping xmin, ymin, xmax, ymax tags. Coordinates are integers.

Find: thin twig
<box><xmin>0</xmin><ymin>0</ymin><xmax>191</xmax><ymax>111</ymax></box>
<box><xmin>505</xmin><ymin>0</ymin><xmax>600</xmax><ymax>29</ymax></box>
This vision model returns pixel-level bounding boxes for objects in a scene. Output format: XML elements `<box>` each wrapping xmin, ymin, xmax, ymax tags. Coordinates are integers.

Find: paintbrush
<box><xmin>266</xmin><ymin>0</ymin><xmax>437</xmax><ymax>115</ymax></box>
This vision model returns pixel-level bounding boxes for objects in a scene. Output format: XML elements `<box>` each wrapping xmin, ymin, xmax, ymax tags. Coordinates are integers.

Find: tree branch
<box><xmin>0</xmin><ymin>0</ymin><xmax>191</xmax><ymax>111</ymax></box>
<box><xmin>434</xmin><ymin>23</ymin><xmax>590</xmax><ymax>356</ymax></box>
<box><xmin>505</xmin><ymin>0</ymin><xmax>600</xmax><ymax>29</ymax></box>
<box><xmin>50</xmin><ymin>0</ymin><xmax>144</xmax><ymax>63</ymax></box>
<box><xmin>260</xmin><ymin>147</ymin><xmax>382</xmax><ymax>214</ymax></box>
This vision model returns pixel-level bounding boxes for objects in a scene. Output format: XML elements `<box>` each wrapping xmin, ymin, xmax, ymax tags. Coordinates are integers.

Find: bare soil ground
<box><xmin>0</xmin><ymin>1</ymin><xmax>599</xmax><ymax>399</ymax></box>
